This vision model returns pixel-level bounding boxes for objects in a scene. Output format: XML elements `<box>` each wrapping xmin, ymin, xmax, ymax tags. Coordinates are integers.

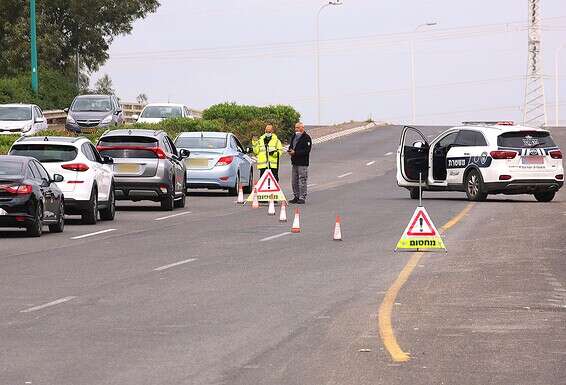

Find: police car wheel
<box><xmin>533</xmin><ymin>191</ymin><xmax>555</xmax><ymax>202</ymax></box>
<box><xmin>409</xmin><ymin>188</ymin><xmax>419</xmax><ymax>199</ymax></box>
<box><xmin>464</xmin><ymin>169</ymin><xmax>488</xmax><ymax>202</ymax></box>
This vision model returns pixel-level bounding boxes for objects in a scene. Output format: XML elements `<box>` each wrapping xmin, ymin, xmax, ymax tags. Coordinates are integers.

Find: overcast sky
<box><xmin>94</xmin><ymin>0</ymin><xmax>566</xmax><ymax>125</ymax></box>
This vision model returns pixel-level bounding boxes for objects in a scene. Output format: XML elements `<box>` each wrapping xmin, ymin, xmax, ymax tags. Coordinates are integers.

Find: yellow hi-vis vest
<box><xmin>252</xmin><ymin>133</ymin><xmax>283</xmax><ymax>169</ymax></box>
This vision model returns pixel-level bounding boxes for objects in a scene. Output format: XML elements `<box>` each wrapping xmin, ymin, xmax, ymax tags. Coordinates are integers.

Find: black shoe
<box><xmin>297</xmin><ymin>199</ymin><xmax>306</xmax><ymax>204</ymax></box>
<box><xmin>289</xmin><ymin>198</ymin><xmax>299</xmax><ymax>204</ymax></box>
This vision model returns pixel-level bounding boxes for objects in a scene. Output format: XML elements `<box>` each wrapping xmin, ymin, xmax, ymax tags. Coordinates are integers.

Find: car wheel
<box><xmin>100</xmin><ymin>185</ymin><xmax>116</xmax><ymax>221</ymax></box>
<box><xmin>409</xmin><ymin>187</ymin><xmax>419</xmax><ymax>200</ymax></box>
<box><xmin>49</xmin><ymin>200</ymin><xmax>65</xmax><ymax>233</ymax></box>
<box><xmin>228</xmin><ymin>174</ymin><xmax>239</xmax><ymax>196</ymax></box>
<box><xmin>243</xmin><ymin>169</ymin><xmax>253</xmax><ymax>194</ymax></box>
<box><xmin>174</xmin><ymin>180</ymin><xmax>186</xmax><ymax>208</ymax></box>
<box><xmin>533</xmin><ymin>191</ymin><xmax>555</xmax><ymax>202</ymax></box>
<box><xmin>464</xmin><ymin>169</ymin><xmax>488</xmax><ymax>201</ymax></box>
<box><xmin>27</xmin><ymin>202</ymin><xmax>43</xmax><ymax>237</ymax></box>
<box><xmin>82</xmin><ymin>187</ymin><xmax>98</xmax><ymax>224</ymax></box>
<box><xmin>161</xmin><ymin>184</ymin><xmax>175</xmax><ymax>211</ymax></box>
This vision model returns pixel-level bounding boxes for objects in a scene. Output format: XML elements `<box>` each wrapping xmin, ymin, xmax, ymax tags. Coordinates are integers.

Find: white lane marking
<box><xmin>366</xmin><ymin>160</ymin><xmax>376</xmax><ymax>166</ymax></box>
<box><xmin>384</xmin><ymin>152</ymin><xmax>394</xmax><ymax>156</ymax></box>
<box><xmin>154</xmin><ymin>211</ymin><xmax>192</xmax><ymax>221</ymax></box>
<box><xmin>154</xmin><ymin>258</ymin><xmax>198</xmax><ymax>271</ymax></box>
<box><xmin>307</xmin><ymin>183</ymin><xmax>317</xmax><ymax>187</ymax></box>
<box><xmin>337</xmin><ymin>172</ymin><xmax>353</xmax><ymax>178</ymax></box>
<box><xmin>260</xmin><ymin>232</ymin><xmax>291</xmax><ymax>242</ymax></box>
<box><xmin>20</xmin><ymin>296</ymin><xmax>76</xmax><ymax>313</ymax></box>
<box><xmin>71</xmin><ymin>229</ymin><xmax>116</xmax><ymax>240</ymax></box>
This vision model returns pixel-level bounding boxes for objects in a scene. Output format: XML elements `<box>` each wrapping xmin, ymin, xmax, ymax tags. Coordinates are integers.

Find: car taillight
<box><xmin>4</xmin><ymin>184</ymin><xmax>33</xmax><ymax>195</ymax></box>
<box><xmin>152</xmin><ymin>147</ymin><xmax>167</xmax><ymax>159</ymax></box>
<box><xmin>490</xmin><ymin>150</ymin><xmax>517</xmax><ymax>159</ymax></box>
<box><xmin>62</xmin><ymin>163</ymin><xmax>90</xmax><ymax>172</ymax></box>
<box><xmin>549</xmin><ymin>150</ymin><xmax>563</xmax><ymax>159</ymax></box>
<box><xmin>499</xmin><ymin>175</ymin><xmax>512</xmax><ymax>180</ymax></box>
<box><xmin>216</xmin><ymin>156</ymin><xmax>234</xmax><ymax>166</ymax></box>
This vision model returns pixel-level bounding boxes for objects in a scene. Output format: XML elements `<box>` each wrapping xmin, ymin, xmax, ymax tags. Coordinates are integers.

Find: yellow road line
<box><xmin>378</xmin><ymin>202</ymin><xmax>475</xmax><ymax>362</ymax></box>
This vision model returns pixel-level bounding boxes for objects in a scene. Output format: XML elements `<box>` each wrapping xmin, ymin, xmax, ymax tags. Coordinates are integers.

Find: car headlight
<box><xmin>101</xmin><ymin>115</ymin><xmax>113</xmax><ymax>124</ymax></box>
<box><xmin>22</xmin><ymin>123</ymin><xmax>33</xmax><ymax>132</ymax></box>
<box><xmin>66</xmin><ymin>115</ymin><xmax>76</xmax><ymax>124</ymax></box>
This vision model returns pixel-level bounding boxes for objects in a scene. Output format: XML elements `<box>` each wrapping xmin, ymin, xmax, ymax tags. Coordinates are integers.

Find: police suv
<box><xmin>396</xmin><ymin>122</ymin><xmax>564</xmax><ymax>202</ymax></box>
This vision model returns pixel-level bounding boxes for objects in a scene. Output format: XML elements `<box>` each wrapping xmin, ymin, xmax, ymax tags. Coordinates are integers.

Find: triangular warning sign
<box><xmin>246</xmin><ymin>169</ymin><xmax>287</xmax><ymax>203</ymax></box>
<box><xmin>395</xmin><ymin>207</ymin><xmax>446</xmax><ymax>252</ymax></box>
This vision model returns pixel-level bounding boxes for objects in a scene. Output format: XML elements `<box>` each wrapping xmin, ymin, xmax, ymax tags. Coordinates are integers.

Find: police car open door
<box><xmin>400</xmin><ymin>126</ymin><xmax>429</xmax><ymax>183</ymax></box>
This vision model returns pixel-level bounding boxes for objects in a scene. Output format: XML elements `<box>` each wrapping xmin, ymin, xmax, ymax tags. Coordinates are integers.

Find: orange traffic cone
<box><xmin>251</xmin><ymin>188</ymin><xmax>259</xmax><ymax>209</ymax></box>
<box><xmin>267</xmin><ymin>198</ymin><xmax>276</xmax><ymax>215</ymax></box>
<box><xmin>236</xmin><ymin>184</ymin><xmax>244</xmax><ymax>204</ymax></box>
<box><xmin>291</xmin><ymin>208</ymin><xmax>301</xmax><ymax>233</ymax></box>
<box><xmin>279</xmin><ymin>201</ymin><xmax>287</xmax><ymax>222</ymax></box>
<box><xmin>333</xmin><ymin>215</ymin><xmax>342</xmax><ymax>241</ymax></box>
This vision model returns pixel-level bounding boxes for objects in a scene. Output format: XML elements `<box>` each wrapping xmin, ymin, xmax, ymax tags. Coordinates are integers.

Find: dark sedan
<box><xmin>0</xmin><ymin>155</ymin><xmax>65</xmax><ymax>236</ymax></box>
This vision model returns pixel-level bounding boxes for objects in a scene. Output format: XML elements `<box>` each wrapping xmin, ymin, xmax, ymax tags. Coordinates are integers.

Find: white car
<box><xmin>397</xmin><ymin>122</ymin><xmax>564</xmax><ymax>202</ymax></box>
<box><xmin>9</xmin><ymin>136</ymin><xmax>116</xmax><ymax>224</ymax></box>
<box><xmin>134</xmin><ymin>103</ymin><xmax>194</xmax><ymax>123</ymax></box>
<box><xmin>0</xmin><ymin>104</ymin><xmax>48</xmax><ymax>136</ymax></box>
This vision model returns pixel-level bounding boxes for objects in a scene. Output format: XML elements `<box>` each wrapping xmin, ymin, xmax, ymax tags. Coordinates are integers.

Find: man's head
<box><xmin>265</xmin><ymin>124</ymin><xmax>274</xmax><ymax>135</ymax></box>
<box><xmin>294</xmin><ymin>122</ymin><xmax>305</xmax><ymax>134</ymax></box>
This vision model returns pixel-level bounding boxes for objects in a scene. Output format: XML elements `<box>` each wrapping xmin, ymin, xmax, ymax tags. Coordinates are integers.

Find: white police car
<box><xmin>397</xmin><ymin>122</ymin><xmax>564</xmax><ymax>202</ymax></box>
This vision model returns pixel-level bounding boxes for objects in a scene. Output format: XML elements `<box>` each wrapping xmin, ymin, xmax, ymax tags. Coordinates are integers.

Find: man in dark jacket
<box><xmin>287</xmin><ymin>122</ymin><xmax>312</xmax><ymax>204</ymax></box>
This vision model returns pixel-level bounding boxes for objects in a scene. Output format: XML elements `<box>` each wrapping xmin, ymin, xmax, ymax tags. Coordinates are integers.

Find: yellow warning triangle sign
<box><xmin>246</xmin><ymin>169</ymin><xmax>287</xmax><ymax>203</ymax></box>
<box><xmin>395</xmin><ymin>206</ymin><xmax>446</xmax><ymax>251</ymax></box>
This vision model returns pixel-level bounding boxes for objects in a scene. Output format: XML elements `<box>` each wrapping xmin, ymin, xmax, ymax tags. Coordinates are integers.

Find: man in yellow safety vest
<box><xmin>252</xmin><ymin>124</ymin><xmax>283</xmax><ymax>181</ymax></box>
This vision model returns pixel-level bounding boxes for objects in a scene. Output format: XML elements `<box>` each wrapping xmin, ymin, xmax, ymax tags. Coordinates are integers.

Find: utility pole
<box><xmin>523</xmin><ymin>0</ymin><xmax>547</xmax><ymax>127</ymax></box>
<box><xmin>29</xmin><ymin>0</ymin><xmax>38</xmax><ymax>93</ymax></box>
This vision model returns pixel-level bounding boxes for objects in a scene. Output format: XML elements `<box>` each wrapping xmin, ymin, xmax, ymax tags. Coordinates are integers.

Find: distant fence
<box><xmin>44</xmin><ymin>102</ymin><xmax>203</xmax><ymax>126</ymax></box>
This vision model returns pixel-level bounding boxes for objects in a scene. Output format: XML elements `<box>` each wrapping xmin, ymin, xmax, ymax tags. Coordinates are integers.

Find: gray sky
<box><xmin>94</xmin><ymin>0</ymin><xmax>566</xmax><ymax>125</ymax></box>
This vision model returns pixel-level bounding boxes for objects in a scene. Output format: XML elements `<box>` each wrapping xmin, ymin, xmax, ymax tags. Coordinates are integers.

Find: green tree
<box><xmin>94</xmin><ymin>74</ymin><xmax>115</xmax><ymax>95</ymax></box>
<box><xmin>136</xmin><ymin>93</ymin><xmax>148</xmax><ymax>105</ymax></box>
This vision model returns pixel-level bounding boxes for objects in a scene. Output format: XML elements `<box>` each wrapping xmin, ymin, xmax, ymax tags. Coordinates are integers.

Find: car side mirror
<box><xmin>179</xmin><ymin>149</ymin><xmax>190</xmax><ymax>158</ymax></box>
<box><xmin>101</xmin><ymin>155</ymin><xmax>114</xmax><ymax>164</ymax></box>
<box><xmin>115</xmin><ymin>109</ymin><xmax>122</xmax><ymax>115</ymax></box>
<box><xmin>132</xmin><ymin>114</ymin><xmax>139</xmax><ymax>120</ymax></box>
<box><xmin>35</xmin><ymin>117</ymin><xmax>46</xmax><ymax>124</ymax></box>
<box><xmin>63</xmin><ymin>108</ymin><xmax>69</xmax><ymax>113</ymax></box>
<box><xmin>246</xmin><ymin>147</ymin><xmax>252</xmax><ymax>154</ymax></box>
<box><xmin>51</xmin><ymin>174</ymin><xmax>64</xmax><ymax>183</ymax></box>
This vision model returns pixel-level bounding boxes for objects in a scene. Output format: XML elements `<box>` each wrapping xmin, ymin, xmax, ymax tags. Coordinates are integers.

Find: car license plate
<box><xmin>116</xmin><ymin>163</ymin><xmax>140</xmax><ymax>173</ymax></box>
<box><xmin>521</xmin><ymin>155</ymin><xmax>544</xmax><ymax>165</ymax></box>
<box><xmin>0</xmin><ymin>208</ymin><xmax>7</xmax><ymax>216</ymax></box>
<box><xmin>186</xmin><ymin>158</ymin><xmax>208</xmax><ymax>168</ymax></box>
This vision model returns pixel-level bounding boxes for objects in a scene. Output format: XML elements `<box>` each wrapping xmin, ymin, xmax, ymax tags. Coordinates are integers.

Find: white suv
<box><xmin>0</xmin><ymin>104</ymin><xmax>48</xmax><ymax>136</ymax></box>
<box><xmin>9</xmin><ymin>136</ymin><xmax>116</xmax><ymax>223</ymax></box>
<box><xmin>397</xmin><ymin>122</ymin><xmax>564</xmax><ymax>202</ymax></box>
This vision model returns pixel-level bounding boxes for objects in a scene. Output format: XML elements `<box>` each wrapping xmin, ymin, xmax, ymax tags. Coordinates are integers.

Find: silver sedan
<box><xmin>175</xmin><ymin>132</ymin><xmax>254</xmax><ymax>195</ymax></box>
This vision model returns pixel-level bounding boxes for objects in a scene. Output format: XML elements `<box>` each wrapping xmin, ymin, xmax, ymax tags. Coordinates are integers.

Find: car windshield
<box><xmin>497</xmin><ymin>131</ymin><xmax>556</xmax><ymax>148</ymax></box>
<box><xmin>0</xmin><ymin>161</ymin><xmax>23</xmax><ymax>176</ymax></box>
<box><xmin>175</xmin><ymin>136</ymin><xmax>227</xmax><ymax>149</ymax></box>
<box><xmin>10</xmin><ymin>144</ymin><xmax>78</xmax><ymax>163</ymax></box>
<box><xmin>141</xmin><ymin>106</ymin><xmax>183</xmax><ymax>119</ymax></box>
<box><xmin>0</xmin><ymin>107</ymin><xmax>32</xmax><ymax>121</ymax></box>
<box><xmin>72</xmin><ymin>97</ymin><xmax>112</xmax><ymax>112</ymax></box>
<box><xmin>98</xmin><ymin>136</ymin><xmax>158</xmax><ymax>148</ymax></box>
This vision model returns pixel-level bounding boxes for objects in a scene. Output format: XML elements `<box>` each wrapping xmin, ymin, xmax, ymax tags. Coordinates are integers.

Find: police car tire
<box><xmin>464</xmin><ymin>169</ymin><xmax>488</xmax><ymax>202</ymax></box>
<box><xmin>409</xmin><ymin>188</ymin><xmax>419</xmax><ymax>199</ymax></box>
<box><xmin>533</xmin><ymin>191</ymin><xmax>555</xmax><ymax>202</ymax></box>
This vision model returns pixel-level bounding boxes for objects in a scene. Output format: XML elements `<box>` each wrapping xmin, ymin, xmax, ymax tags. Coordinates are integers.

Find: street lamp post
<box><xmin>316</xmin><ymin>0</ymin><xmax>342</xmax><ymax>125</ymax></box>
<box><xmin>29</xmin><ymin>0</ymin><xmax>38</xmax><ymax>93</ymax></box>
<box><xmin>410</xmin><ymin>22</ymin><xmax>437</xmax><ymax>124</ymax></box>
<box><xmin>555</xmin><ymin>44</ymin><xmax>565</xmax><ymax>126</ymax></box>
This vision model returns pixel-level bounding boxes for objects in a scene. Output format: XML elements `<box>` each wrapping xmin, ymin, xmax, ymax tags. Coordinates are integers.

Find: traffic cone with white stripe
<box><xmin>291</xmin><ymin>208</ymin><xmax>301</xmax><ymax>233</ymax></box>
<box><xmin>333</xmin><ymin>215</ymin><xmax>342</xmax><ymax>241</ymax></box>
<box><xmin>251</xmin><ymin>188</ymin><xmax>259</xmax><ymax>209</ymax></box>
<box><xmin>279</xmin><ymin>201</ymin><xmax>287</xmax><ymax>222</ymax></box>
<box><xmin>267</xmin><ymin>197</ymin><xmax>276</xmax><ymax>215</ymax></box>
<box><xmin>236</xmin><ymin>184</ymin><xmax>244</xmax><ymax>204</ymax></box>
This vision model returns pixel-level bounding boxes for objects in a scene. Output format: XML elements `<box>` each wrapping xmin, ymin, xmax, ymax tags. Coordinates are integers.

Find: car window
<box><xmin>82</xmin><ymin>143</ymin><xmax>97</xmax><ymax>162</ymax></box>
<box><xmin>166</xmin><ymin>137</ymin><xmax>178</xmax><ymax>156</ymax></box>
<box><xmin>455</xmin><ymin>130</ymin><xmax>487</xmax><ymax>147</ymax></box>
<box><xmin>437</xmin><ymin>132</ymin><xmax>459</xmax><ymax>148</ymax></box>
<box><xmin>183</xmin><ymin>107</ymin><xmax>190</xmax><ymax>117</ymax></box>
<box><xmin>98</xmin><ymin>136</ymin><xmax>158</xmax><ymax>147</ymax></box>
<box><xmin>89</xmin><ymin>143</ymin><xmax>104</xmax><ymax>163</ymax></box>
<box><xmin>497</xmin><ymin>131</ymin><xmax>556</xmax><ymax>148</ymax></box>
<box><xmin>233</xmin><ymin>136</ymin><xmax>245</xmax><ymax>153</ymax></box>
<box><xmin>10</xmin><ymin>144</ymin><xmax>78</xmax><ymax>162</ymax></box>
<box><xmin>34</xmin><ymin>161</ymin><xmax>51</xmax><ymax>181</ymax></box>
<box><xmin>72</xmin><ymin>97</ymin><xmax>112</xmax><ymax>112</ymax></box>
<box><xmin>140</xmin><ymin>106</ymin><xmax>183</xmax><ymax>119</ymax></box>
<box><xmin>175</xmin><ymin>136</ymin><xmax>227</xmax><ymax>149</ymax></box>
<box><xmin>29</xmin><ymin>161</ymin><xmax>44</xmax><ymax>182</ymax></box>
<box><xmin>161</xmin><ymin>137</ymin><xmax>173</xmax><ymax>153</ymax></box>
<box><xmin>27</xmin><ymin>164</ymin><xmax>38</xmax><ymax>179</ymax></box>
<box><xmin>0</xmin><ymin>106</ymin><xmax>32</xmax><ymax>121</ymax></box>
<box><xmin>0</xmin><ymin>161</ymin><xmax>24</xmax><ymax>176</ymax></box>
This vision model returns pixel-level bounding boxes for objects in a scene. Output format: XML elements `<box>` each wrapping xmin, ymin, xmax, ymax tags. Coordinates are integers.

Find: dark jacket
<box><xmin>288</xmin><ymin>132</ymin><xmax>312</xmax><ymax>166</ymax></box>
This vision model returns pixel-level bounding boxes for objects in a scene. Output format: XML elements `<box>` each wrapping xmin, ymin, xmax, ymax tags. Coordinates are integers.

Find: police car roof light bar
<box><xmin>462</xmin><ymin>121</ymin><xmax>514</xmax><ymax>126</ymax></box>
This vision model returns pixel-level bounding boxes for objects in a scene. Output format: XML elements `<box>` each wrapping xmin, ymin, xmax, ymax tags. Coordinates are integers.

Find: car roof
<box><xmin>143</xmin><ymin>103</ymin><xmax>185</xmax><ymax>108</ymax></box>
<box><xmin>176</xmin><ymin>131</ymin><xmax>228</xmax><ymax>138</ymax></box>
<box><xmin>452</xmin><ymin>124</ymin><xmax>549</xmax><ymax>133</ymax></box>
<box><xmin>13</xmin><ymin>136</ymin><xmax>87</xmax><ymax>145</ymax></box>
<box><xmin>74</xmin><ymin>94</ymin><xmax>112</xmax><ymax>98</ymax></box>
<box><xmin>0</xmin><ymin>103</ymin><xmax>35</xmax><ymax>108</ymax></box>
<box><xmin>101</xmin><ymin>128</ymin><xmax>165</xmax><ymax>138</ymax></box>
<box><xmin>0</xmin><ymin>155</ymin><xmax>33</xmax><ymax>163</ymax></box>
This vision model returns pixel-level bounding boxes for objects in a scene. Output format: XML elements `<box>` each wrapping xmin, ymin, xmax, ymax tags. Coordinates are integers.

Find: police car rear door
<box><xmin>399</xmin><ymin>126</ymin><xmax>429</xmax><ymax>183</ymax></box>
<box><xmin>446</xmin><ymin>129</ymin><xmax>489</xmax><ymax>185</ymax></box>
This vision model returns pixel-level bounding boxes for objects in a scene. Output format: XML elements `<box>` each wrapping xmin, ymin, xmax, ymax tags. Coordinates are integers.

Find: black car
<box><xmin>0</xmin><ymin>155</ymin><xmax>65</xmax><ymax>236</ymax></box>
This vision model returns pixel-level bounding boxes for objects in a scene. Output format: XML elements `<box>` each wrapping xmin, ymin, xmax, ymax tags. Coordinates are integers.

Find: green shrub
<box><xmin>0</xmin><ymin>135</ymin><xmax>20</xmax><ymax>155</ymax></box>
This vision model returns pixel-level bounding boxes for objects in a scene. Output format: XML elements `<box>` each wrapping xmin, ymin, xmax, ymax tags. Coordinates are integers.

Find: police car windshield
<box><xmin>497</xmin><ymin>131</ymin><xmax>556</xmax><ymax>148</ymax></box>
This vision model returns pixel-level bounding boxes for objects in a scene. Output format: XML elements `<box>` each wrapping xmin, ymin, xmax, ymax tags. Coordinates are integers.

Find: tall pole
<box><xmin>29</xmin><ymin>0</ymin><xmax>38</xmax><ymax>93</ymax></box>
<box><xmin>316</xmin><ymin>1</ymin><xmax>342</xmax><ymax>125</ymax></box>
<box><xmin>410</xmin><ymin>22</ymin><xmax>437</xmax><ymax>125</ymax></box>
<box><xmin>555</xmin><ymin>44</ymin><xmax>565</xmax><ymax>126</ymax></box>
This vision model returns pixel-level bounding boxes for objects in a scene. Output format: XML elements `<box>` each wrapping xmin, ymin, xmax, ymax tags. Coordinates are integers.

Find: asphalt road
<box><xmin>0</xmin><ymin>125</ymin><xmax>564</xmax><ymax>385</ymax></box>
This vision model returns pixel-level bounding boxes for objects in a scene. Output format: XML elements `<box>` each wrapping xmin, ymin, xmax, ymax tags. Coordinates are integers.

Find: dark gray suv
<box><xmin>65</xmin><ymin>94</ymin><xmax>124</xmax><ymax>133</ymax></box>
<box><xmin>96</xmin><ymin>129</ymin><xmax>189</xmax><ymax>210</ymax></box>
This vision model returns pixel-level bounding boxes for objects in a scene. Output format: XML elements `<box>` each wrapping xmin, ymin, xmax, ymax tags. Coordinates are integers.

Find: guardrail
<box><xmin>44</xmin><ymin>110</ymin><xmax>67</xmax><ymax>125</ymax></box>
